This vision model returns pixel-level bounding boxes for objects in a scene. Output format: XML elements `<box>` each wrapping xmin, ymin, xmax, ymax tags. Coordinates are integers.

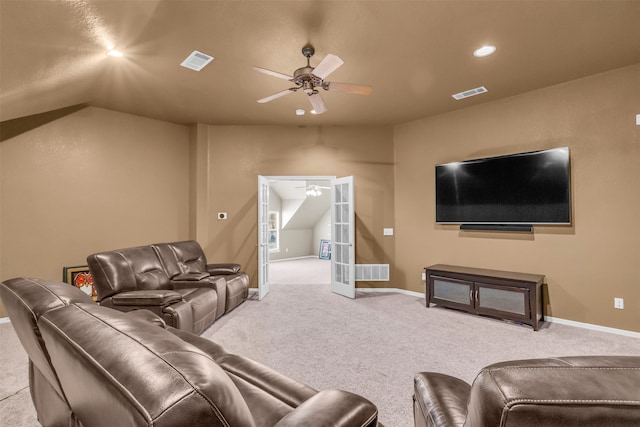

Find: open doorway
<box><xmin>267</xmin><ymin>177</ymin><xmax>333</xmax><ymax>286</ymax></box>
<box><xmin>258</xmin><ymin>175</ymin><xmax>355</xmax><ymax>300</ymax></box>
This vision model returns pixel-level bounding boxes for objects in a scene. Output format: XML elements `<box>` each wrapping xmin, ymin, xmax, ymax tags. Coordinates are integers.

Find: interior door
<box><xmin>257</xmin><ymin>175</ymin><xmax>270</xmax><ymax>300</ymax></box>
<box><xmin>331</xmin><ymin>176</ymin><xmax>355</xmax><ymax>298</ymax></box>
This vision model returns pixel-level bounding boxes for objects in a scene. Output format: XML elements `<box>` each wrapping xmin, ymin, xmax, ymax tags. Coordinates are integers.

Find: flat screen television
<box><xmin>435</xmin><ymin>147</ymin><xmax>571</xmax><ymax>226</ymax></box>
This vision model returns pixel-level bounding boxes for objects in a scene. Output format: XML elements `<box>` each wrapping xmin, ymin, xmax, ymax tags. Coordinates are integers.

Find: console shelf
<box><xmin>425</xmin><ymin>264</ymin><xmax>545</xmax><ymax>331</ymax></box>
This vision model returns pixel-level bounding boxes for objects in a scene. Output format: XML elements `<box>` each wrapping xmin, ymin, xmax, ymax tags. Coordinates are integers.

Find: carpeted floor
<box><xmin>269</xmin><ymin>256</ymin><xmax>331</xmax><ymax>285</ymax></box>
<box><xmin>2</xmin><ymin>263</ymin><xmax>640</xmax><ymax>426</ymax></box>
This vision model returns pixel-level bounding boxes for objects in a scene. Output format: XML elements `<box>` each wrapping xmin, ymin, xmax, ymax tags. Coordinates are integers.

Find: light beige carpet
<box><xmin>2</xmin><ymin>281</ymin><xmax>640</xmax><ymax>426</ymax></box>
<box><xmin>269</xmin><ymin>257</ymin><xmax>331</xmax><ymax>285</ymax></box>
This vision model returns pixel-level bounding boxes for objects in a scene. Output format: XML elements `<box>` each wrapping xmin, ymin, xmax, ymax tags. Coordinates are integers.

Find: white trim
<box><xmin>356</xmin><ymin>288</ymin><xmax>640</xmax><ymax>338</ymax></box>
<box><xmin>357</xmin><ymin>287</ymin><xmax>424</xmax><ymax>298</ymax></box>
<box><xmin>544</xmin><ymin>316</ymin><xmax>640</xmax><ymax>339</ymax></box>
<box><xmin>270</xmin><ymin>255</ymin><xmax>316</xmax><ymax>263</ymax></box>
<box><xmin>0</xmin><ymin>317</ymin><xmax>10</xmax><ymax>324</ymax></box>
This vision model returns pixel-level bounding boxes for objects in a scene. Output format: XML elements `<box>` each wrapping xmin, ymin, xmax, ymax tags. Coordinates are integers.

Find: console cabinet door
<box><xmin>430</xmin><ymin>276</ymin><xmax>473</xmax><ymax>311</ymax></box>
<box><xmin>475</xmin><ymin>283</ymin><xmax>530</xmax><ymax>322</ymax></box>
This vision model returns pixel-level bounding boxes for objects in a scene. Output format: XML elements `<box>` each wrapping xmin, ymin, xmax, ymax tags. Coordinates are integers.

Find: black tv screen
<box><xmin>435</xmin><ymin>147</ymin><xmax>571</xmax><ymax>225</ymax></box>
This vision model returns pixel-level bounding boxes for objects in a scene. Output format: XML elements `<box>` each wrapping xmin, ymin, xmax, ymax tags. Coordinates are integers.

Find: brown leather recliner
<box><xmin>87</xmin><ymin>244</ymin><xmax>219</xmax><ymax>334</ymax></box>
<box><xmin>152</xmin><ymin>240</ymin><xmax>249</xmax><ymax>315</ymax></box>
<box><xmin>413</xmin><ymin>356</ymin><xmax>640</xmax><ymax>427</ymax></box>
<box><xmin>1</xmin><ymin>277</ymin><xmax>380</xmax><ymax>427</ymax></box>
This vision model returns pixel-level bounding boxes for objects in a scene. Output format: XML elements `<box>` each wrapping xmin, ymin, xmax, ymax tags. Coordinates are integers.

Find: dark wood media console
<box><xmin>425</xmin><ymin>264</ymin><xmax>545</xmax><ymax>331</ymax></box>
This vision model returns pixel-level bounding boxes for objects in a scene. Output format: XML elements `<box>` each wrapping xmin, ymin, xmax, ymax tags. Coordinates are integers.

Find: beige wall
<box><xmin>200</xmin><ymin>125</ymin><xmax>396</xmax><ymax>289</ymax></box>
<box><xmin>1</xmin><ymin>67</ymin><xmax>638</xmax><ymax>333</ymax></box>
<box><xmin>394</xmin><ymin>64</ymin><xmax>640</xmax><ymax>332</ymax></box>
<box><xmin>0</xmin><ymin>107</ymin><xmax>190</xmax><ymax>317</ymax></box>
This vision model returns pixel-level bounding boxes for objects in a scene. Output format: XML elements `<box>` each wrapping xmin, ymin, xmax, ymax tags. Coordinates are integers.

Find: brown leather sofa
<box><xmin>0</xmin><ymin>277</ymin><xmax>379</xmax><ymax>427</ymax></box>
<box><xmin>153</xmin><ymin>240</ymin><xmax>249</xmax><ymax>314</ymax></box>
<box><xmin>413</xmin><ymin>356</ymin><xmax>640</xmax><ymax>427</ymax></box>
<box><xmin>86</xmin><ymin>240</ymin><xmax>249</xmax><ymax>334</ymax></box>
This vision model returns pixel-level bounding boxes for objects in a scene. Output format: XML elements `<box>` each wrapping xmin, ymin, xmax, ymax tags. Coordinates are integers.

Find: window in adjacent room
<box><xmin>268</xmin><ymin>211</ymin><xmax>280</xmax><ymax>252</ymax></box>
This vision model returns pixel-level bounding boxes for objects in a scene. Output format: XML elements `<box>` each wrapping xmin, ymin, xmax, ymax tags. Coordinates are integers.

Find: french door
<box><xmin>257</xmin><ymin>175</ymin><xmax>270</xmax><ymax>300</ymax></box>
<box><xmin>331</xmin><ymin>176</ymin><xmax>355</xmax><ymax>298</ymax></box>
<box><xmin>257</xmin><ymin>175</ymin><xmax>354</xmax><ymax>299</ymax></box>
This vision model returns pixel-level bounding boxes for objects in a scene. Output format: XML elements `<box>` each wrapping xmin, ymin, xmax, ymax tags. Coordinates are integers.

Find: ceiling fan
<box><xmin>253</xmin><ymin>45</ymin><xmax>373</xmax><ymax>114</ymax></box>
<box><xmin>296</xmin><ymin>183</ymin><xmax>331</xmax><ymax>196</ymax></box>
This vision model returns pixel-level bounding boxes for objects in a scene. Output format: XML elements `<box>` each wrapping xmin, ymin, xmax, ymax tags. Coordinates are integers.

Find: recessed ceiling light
<box><xmin>474</xmin><ymin>45</ymin><xmax>496</xmax><ymax>57</ymax></box>
<box><xmin>295</xmin><ymin>109</ymin><xmax>305</xmax><ymax>116</ymax></box>
<box><xmin>106</xmin><ymin>48</ymin><xmax>123</xmax><ymax>57</ymax></box>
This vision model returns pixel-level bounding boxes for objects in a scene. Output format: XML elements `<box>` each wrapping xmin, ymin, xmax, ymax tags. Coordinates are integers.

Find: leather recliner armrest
<box><xmin>111</xmin><ymin>290</ymin><xmax>183</xmax><ymax>306</ymax></box>
<box><xmin>206</xmin><ymin>263</ymin><xmax>241</xmax><ymax>275</ymax></box>
<box><xmin>413</xmin><ymin>372</ymin><xmax>471</xmax><ymax>427</ymax></box>
<box><xmin>125</xmin><ymin>309</ymin><xmax>167</xmax><ymax>328</ymax></box>
<box><xmin>173</xmin><ymin>272</ymin><xmax>210</xmax><ymax>281</ymax></box>
<box><xmin>273</xmin><ymin>389</ymin><xmax>378</xmax><ymax>427</ymax></box>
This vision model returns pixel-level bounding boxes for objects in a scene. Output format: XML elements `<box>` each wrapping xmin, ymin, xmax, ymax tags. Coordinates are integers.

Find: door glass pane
<box><xmin>478</xmin><ymin>287</ymin><xmax>526</xmax><ymax>315</ymax></box>
<box><xmin>341</xmin><ymin>183</ymin><xmax>348</xmax><ymax>202</ymax></box>
<box><xmin>433</xmin><ymin>279</ymin><xmax>470</xmax><ymax>304</ymax></box>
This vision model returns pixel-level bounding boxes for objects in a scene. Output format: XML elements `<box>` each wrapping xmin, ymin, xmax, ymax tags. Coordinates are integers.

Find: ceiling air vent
<box><xmin>180</xmin><ymin>50</ymin><xmax>214</xmax><ymax>71</ymax></box>
<box><xmin>452</xmin><ymin>86</ymin><xmax>488</xmax><ymax>100</ymax></box>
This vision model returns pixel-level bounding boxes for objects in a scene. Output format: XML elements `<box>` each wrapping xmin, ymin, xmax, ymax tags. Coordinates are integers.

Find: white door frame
<box><xmin>257</xmin><ymin>175</ymin><xmax>336</xmax><ymax>298</ymax></box>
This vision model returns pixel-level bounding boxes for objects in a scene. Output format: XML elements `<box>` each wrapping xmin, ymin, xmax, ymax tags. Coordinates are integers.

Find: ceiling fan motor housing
<box><xmin>293</xmin><ymin>67</ymin><xmax>323</xmax><ymax>93</ymax></box>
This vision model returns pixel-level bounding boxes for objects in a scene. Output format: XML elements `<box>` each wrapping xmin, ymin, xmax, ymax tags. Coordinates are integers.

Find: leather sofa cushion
<box><xmin>111</xmin><ymin>290</ymin><xmax>182</xmax><ymax>306</ymax></box>
<box><xmin>39</xmin><ymin>303</ymin><xmax>257</xmax><ymax>427</ymax></box>
<box><xmin>466</xmin><ymin>357</ymin><xmax>640</xmax><ymax>427</ymax></box>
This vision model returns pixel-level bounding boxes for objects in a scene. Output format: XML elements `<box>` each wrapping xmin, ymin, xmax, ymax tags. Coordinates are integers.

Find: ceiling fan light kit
<box><xmin>254</xmin><ymin>45</ymin><xmax>372</xmax><ymax>114</ymax></box>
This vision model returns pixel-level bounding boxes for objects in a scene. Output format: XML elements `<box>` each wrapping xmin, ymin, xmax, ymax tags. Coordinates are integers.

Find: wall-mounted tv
<box><xmin>435</xmin><ymin>147</ymin><xmax>571</xmax><ymax>226</ymax></box>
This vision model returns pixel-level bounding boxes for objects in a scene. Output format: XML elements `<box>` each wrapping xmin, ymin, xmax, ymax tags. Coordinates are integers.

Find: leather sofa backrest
<box><xmin>465</xmin><ymin>356</ymin><xmax>640</xmax><ymax>426</ymax></box>
<box><xmin>88</xmin><ymin>245</ymin><xmax>173</xmax><ymax>300</ymax></box>
<box><xmin>39</xmin><ymin>302</ymin><xmax>257</xmax><ymax>427</ymax></box>
<box><xmin>154</xmin><ymin>240</ymin><xmax>208</xmax><ymax>277</ymax></box>
<box><xmin>0</xmin><ymin>278</ymin><xmax>93</xmax><ymax>404</ymax></box>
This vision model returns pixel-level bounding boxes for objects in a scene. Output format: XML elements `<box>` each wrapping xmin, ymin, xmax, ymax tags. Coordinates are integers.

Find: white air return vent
<box><xmin>452</xmin><ymin>86</ymin><xmax>488</xmax><ymax>100</ymax></box>
<box><xmin>180</xmin><ymin>50</ymin><xmax>214</xmax><ymax>71</ymax></box>
<box><xmin>355</xmin><ymin>264</ymin><xmax>390</xmax><ymax>281</ymax></box>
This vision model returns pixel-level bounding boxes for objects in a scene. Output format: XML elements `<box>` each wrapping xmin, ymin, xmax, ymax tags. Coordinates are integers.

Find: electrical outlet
<box><xmin>421</xmin><ymin>272</ymin><xmax>426</xmax><ymax>281</ymax></box>
<box><xmin>614</xmin><ymin>297</ymin><xmax>624</xmax><ymax>309</ymax></box>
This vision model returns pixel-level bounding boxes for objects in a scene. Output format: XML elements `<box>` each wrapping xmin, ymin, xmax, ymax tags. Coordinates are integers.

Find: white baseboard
<box><xmin>3</xmin><ymin>290</ymin><xmax>638</xmax><ymax>338</ymax></box>
<box><xmin>544</xmin><ymin>316</ymin><xmax>640</xmax><ymax>338</ymax></box>
<box><xmin>270</xmin><ymin>256</ymin><xmax>317</xmax><ymax>263</ymax></box>
<box><xmin>357</xmin><ymin>287</ymin><xmax>424</xmax><ymax>298</ymax></box>
<box><xmin>357</xmin><ymin>288</ymin><xmax>640</xmax><ymax>338</ymax></box>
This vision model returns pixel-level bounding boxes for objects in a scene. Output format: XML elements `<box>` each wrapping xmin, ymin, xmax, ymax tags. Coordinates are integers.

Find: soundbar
<box><xmin>460</xmin><ymin>224</ymin><xmax>533</xmax><ymax>232</ymax></box>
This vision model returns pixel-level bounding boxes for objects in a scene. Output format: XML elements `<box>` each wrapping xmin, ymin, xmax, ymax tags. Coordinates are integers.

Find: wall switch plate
<box><xmin>383</xmin><ymin>228</ymin><xmax>394</xmax><ymax>236</ymax></box>
<box><xmin>614</xmin><ymin>297</ymin><xmax>624</xmax><ymax>309</ymax></box>
<box><xmin>421</xmin><ymin>272</ymin><xmax>426</xmax><ymax>281</ymax></box>
<box><xmin>636</xmin><ymin>114</ymin><xmax>640</xmax><ymax>126</ymax></box>
<box><xmin>217</xmin><ymin>212</ymin><xmax>228</xmax><ymax>220</ymax></box>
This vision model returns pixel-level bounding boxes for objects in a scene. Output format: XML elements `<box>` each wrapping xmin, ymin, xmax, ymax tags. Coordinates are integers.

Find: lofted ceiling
<box><xmin>1</xmin><ymin>0</ymin><xmax>639</xmax><ymax>127</ymax></box>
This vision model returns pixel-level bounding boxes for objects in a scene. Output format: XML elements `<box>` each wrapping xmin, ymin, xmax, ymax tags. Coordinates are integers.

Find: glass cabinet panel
<box><xmin>477</xmin><ymin>286</ymin><xmax>526</xmax><ymax>315</ymax></box>
<box><xmin>433</xmin><ymin>278</ymin><xmax>470</xmax><ymax>305</ymax></box>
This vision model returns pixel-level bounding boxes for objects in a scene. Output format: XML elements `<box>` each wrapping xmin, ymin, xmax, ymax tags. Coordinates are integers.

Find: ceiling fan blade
<box><xmin>325</xmin><ymin>82</ymin><xmax>373</xmax><ymax>95</ymax></box>
<box><xmin>308</xmin><ymin>92</ymin><xmax>328</xmax><ymax>114</ymax></box>
<box><xmin>257</xmin><ymin>89</ymin><xmax>295</xmax><ymax>104</ymax></box>
<box><xmin>311</xmin><ymin>53</ymin><xmax>344</xmax><ymax>80</ymax></box>
<box><xmin>253</xmin><ymin>66</ymin><xmax>293</xmax><ymax>81</ymax></box>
